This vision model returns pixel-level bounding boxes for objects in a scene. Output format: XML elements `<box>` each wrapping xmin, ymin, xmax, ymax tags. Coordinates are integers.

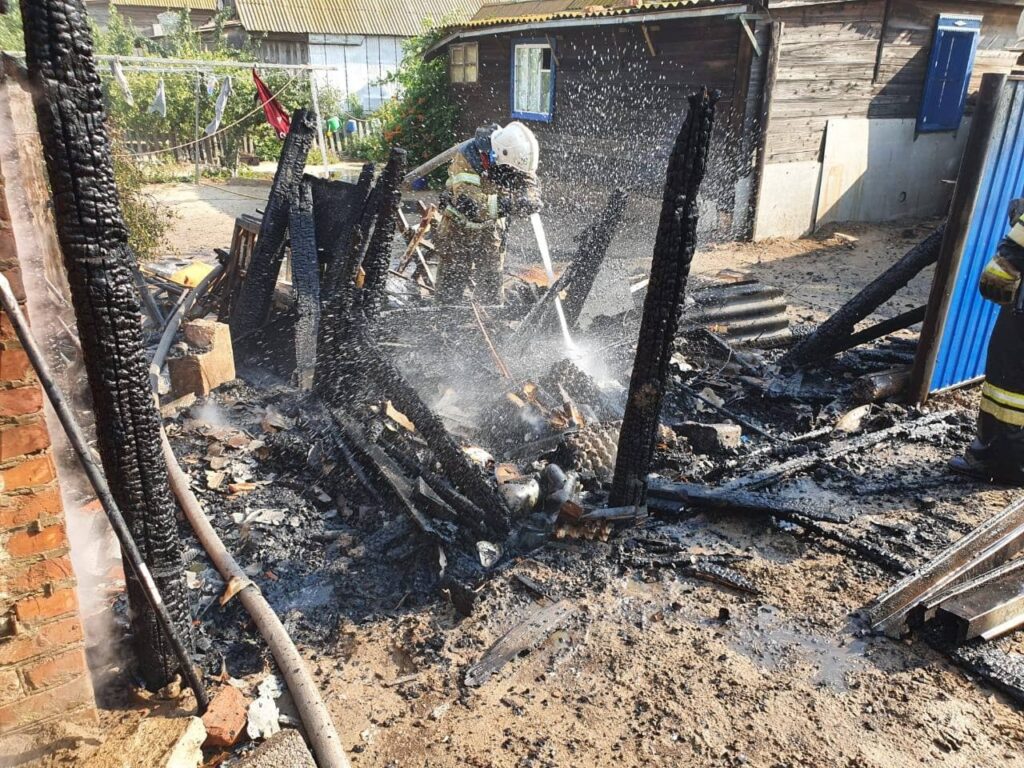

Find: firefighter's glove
<box><xmin>452</xmin><ymin>193</ymin><xmax>482</xmax><ymax>221</ymax></box>
<box><xmin>979</xmin><ymin>254</ymin><xmax>1023</xmax><ymax>305</ymax></box>
<box><xmin>501</xmin><ymin>187</ymin><xmax>543</xmax><ymax>217</ymax></box>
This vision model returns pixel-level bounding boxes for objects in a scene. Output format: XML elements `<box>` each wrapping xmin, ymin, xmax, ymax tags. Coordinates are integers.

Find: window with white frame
<box><xmin>450</xmin><ymin>43</ymin><xmax>478</xmax><ymax>83</ymax></box>
<box><xmin>512</xmin><ymin>42</ymin><xmax>554</xmax><ymax>120</ymax></box>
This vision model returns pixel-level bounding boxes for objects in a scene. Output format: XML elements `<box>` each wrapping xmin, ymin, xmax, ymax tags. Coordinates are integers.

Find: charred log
<box><xmin>20</xmin><ymin>0</ymin><xmax>191</xmax><ymax>688</ymax></box>
<box><xmin>609</xmin><ymin>88</ymin><xmax>719</xmax><ymax>508</ymax></box>
<box><xmin>358</xmin><ymin>148</ymin><xmax>406</xmax><ymax>321</ymax></box>
<box><xmin>781</xmin><ymin>225</ymin><xmax>945</xmax><ymax>368</ymax></box>
<box><xmin>512</xmin><ymin>188</ymin><xmax>629</xmax><ymax>341</ymax></box>
<box><xmin>289</xmin><ymin>180</ymin><xmax>319</xmax><ymax>388</ymax></box>
<box><xmin>229</xmin><ymin>108</ymin><xmax>316</xmax><ymax>337</ymax></box>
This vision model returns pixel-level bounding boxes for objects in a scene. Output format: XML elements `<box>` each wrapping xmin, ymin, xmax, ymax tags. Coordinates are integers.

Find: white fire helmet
<box><xmin>491</xmin><ymin>121</ymin><xmax>540</xmax><ymax>174</ymax></box>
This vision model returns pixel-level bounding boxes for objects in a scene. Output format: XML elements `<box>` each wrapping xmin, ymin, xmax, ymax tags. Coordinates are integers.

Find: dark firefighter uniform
<box><xmin>434</xmin><ymin>126</ymin><xmax>542</xmax><ymax>305</ymax></box>
<box><xmin>952</xmin><ymin>199</ymin><xmax>1024</xmax><ymax>484</ymax></box>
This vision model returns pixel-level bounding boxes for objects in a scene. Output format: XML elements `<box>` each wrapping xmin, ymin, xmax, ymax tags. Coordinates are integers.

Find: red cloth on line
<box><xmin>253</xmin><ymin>68</ymin><xmax>290</xmax><ymax>139</ymax></box>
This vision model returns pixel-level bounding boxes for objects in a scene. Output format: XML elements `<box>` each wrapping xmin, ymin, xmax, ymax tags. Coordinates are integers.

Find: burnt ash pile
<box><xmin>168</xmin><ymin>86</ymin><xmax>1024</xmax><ymax>705</ymax></box>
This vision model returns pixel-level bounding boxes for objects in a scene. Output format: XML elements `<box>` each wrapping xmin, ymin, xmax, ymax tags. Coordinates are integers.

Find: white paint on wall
<box><xmin>308</xmin><ymin>34</ymin><xmax>404</xmax><ymax>111</ymax></box>
<box><xmin>815</xmin><ymin>117</ymin><xmax>970</xmax><ymax>228</ymax></box>
<box><xmin>753</xmin><ymin>160</ymin><xmax>822</xmax><ymax>240</ymax></box>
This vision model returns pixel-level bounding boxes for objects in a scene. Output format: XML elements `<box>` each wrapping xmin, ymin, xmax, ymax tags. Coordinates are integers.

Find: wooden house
<box><xmin>427</xmin><ymin>0</ymin><xmax>1024</xmax><ymax>240</ymax></box>
<box><xmin>85</xmin><ymin>0</ymin><xmax>220</xmax><ymax>36</ymax></box>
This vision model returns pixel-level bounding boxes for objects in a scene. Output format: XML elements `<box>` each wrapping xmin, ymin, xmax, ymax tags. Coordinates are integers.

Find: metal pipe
<box><xmin>402</xmin><ymin>143</ymin><xmax>460</xmax><ymax>186</ymax></box>
<box><xmin>160</xmin><ymin>431</ymin><xmax>351</xmax><ymax>768</ymax></box>
<box><xmin>148</xmin><ymin>261</ymin><xmax>225</xmax><ymax>391</ymax></box>
<box><xmin>0</xmin><ymin>275</ymin><xmax>210</xmax><ymax>712</ymax></box>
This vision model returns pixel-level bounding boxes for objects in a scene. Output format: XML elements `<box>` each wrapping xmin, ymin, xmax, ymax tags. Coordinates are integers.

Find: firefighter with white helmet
<box><xmin>433</xmin><ymin>121</ymin><xmax>543</xmax><ymax>304</ymax></box>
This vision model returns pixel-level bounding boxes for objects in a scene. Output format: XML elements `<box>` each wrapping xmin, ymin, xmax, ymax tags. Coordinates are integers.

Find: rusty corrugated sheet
<box><xmin>234</xmin><ymin>0</ymin><xmax>481</xmax><ymax>37</ymax></box>
<box><xmin>464</xmin><ymin>0</ymin><xmax>728</xmax><ymax>28</ymax></box>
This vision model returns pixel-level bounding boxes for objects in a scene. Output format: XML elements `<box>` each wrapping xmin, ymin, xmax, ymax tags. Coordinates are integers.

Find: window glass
<box><xmin>513</xmin><ymin>43</ymin><xmax>553</xmax><ymax>118</ymax></box>
<box><xmin>450</xmin><ymin>43</ymin><xmax>479</xmax><ymax>84</ymax></box>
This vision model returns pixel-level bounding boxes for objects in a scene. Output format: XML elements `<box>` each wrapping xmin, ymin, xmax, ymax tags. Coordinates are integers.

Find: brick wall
<box><xmin>0</xmin><ymin>163</ymin><xmax>96</xmax><ymax>736</ymax></box>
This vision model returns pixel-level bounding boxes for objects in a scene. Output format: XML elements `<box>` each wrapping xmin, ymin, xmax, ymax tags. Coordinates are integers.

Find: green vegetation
<box><xmin>352</xmin><ymin>24</ymin><xmax>461</xmax><ymax>179</ymax></box>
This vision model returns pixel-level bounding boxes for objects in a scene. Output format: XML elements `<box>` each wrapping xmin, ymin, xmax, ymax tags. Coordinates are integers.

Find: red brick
<box><xmin>0</xmin><ymin>617</ymin><xmax>84</xmax><ymax>665</ymax></box>
<box><xmin>22</xmin><ymin>647</ymin><xmax>88</xmax><ymax>692</ymax></box>
<box><xmin>0</xmin><ymin>485</ymin><xmax>62</xmax><ymax>529</ymax></box>
<box><xmin>0</xmin><ymin>348</ymin><xmax>31</xmax><ymax>383</ymax></box>
<box><xmin>0</xmin><ymin>454</ymin><xmax>56</xmax><ymax>492</ymax></box>
<box><xmin>6</xmin><ymin>555</ymin><xmax>74</xmax><ymax>595</ymax></box>
<box><xmin>0</xmin><ymin>421</ymin><xmax>49</xmax><ymax>461</ymax></box>
<box><xmin>14</xmin><ymin>587</ymin><xmax>78</xmax><ymax>625</ymax></box>
<box><xmin>202</xmin><ymin>684</ymin><xmax>249</xmax><ymax>748</ymax></box>
<box><xmin>1</xmin><ymin>268</ymin><xmax>24</xmax><ymax>303</ymax></box>
<box><xmin>5</xmin><ymin>524</ymin><xmax>66</xmax><ymax>558</ymax></box>
<box><xmin>0</xmin><ymin>387</ymin><xmax>42</xmax><ymax>418</ymax></box>
<box><xmin>0</xmin><ymin>676</ymin><xmax>93</xmax><ymax>731</ymax></box>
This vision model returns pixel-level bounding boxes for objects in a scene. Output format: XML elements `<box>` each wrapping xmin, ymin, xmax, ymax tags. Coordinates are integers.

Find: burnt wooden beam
<box><xmin>20</xmin><ymin>0</ymin><xmax>192</xmax><ymax>689</ymax></box>
<box><xmin>648</xmin><ymin>482</ymin><xmax>912</xmax><ymax>574</ymax></box>
<box><xmin>229</xmin><ymin>108</ymin><xmax>316</xmax><ymax>337</ymax></box>
<box><xmin>289</xmin><ymin>179</ymin><xmax>319</xmax><ymax>389</ymax></box>
<box><xmin>513</xmin><ymin>188</ymin><xmax>629</xmax><ymax>342</ymax></box>
<box><xmin>610</xmin><ymin>88</ymin><xmax>719</xmax><ymax>508</ymax></box>
<box><xmin>780</xmin><ymin>225</ymin><xmax>945</xmax><ymax>368</ymax></box>
<box><xmin>359</xmin><ymin>147</ymin><xmax>406</xmax><ymax>321</ymax></box>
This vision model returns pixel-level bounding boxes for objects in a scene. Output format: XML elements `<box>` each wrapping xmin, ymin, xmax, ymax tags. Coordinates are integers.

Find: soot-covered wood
<box><xmin>609</xmin><ymin>88</ymin><xmax>719</xmax><ymax>508</ymax></box>
<box><xmin>229</xmin><ymin>108</ymin><xmax>316</xmax><ymax>337</ymax></box>
<box><xmin>19</xmin><ymin>0</ymin><xmax>192</xmax><ymax>689</ymax></box>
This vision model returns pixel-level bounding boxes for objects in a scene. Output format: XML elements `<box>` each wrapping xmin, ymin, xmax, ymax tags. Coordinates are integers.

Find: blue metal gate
<box><xmin>914</xmin><ymin>75</ymin><xmax>1024</xmax><ymax>399</ymax></box>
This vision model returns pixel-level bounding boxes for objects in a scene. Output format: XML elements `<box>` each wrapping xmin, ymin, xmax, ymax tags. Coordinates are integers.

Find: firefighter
<box><xmin>950</xmin><ymin>198</ymin><xmax>1024</xmax><ymax>484</ymax></box>
<box><xmin>433</xmin><ymin>121</ymin><xmax>543</xmax><ymax>305</ymax></box>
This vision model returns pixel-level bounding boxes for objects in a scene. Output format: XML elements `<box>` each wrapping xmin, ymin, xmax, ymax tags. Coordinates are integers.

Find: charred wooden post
<box><xmin>512</xmin><ymin>188</ymin><xmax>629</xmax><ymax>342</ymax></box>
<box><xmin>359</xmin><ymin>147</ymin><xmax>406</xmax><ymax>321</ymax></box>
<box><xmin>320</xmin><ymin>162</ymin><xmax>374</xmax><ymax>298</ymax></box>
<box><xmin>609</xmin><ymin>88</ymin><xmax>719</xmax><ymax>508</ymax></box>
<box><xmin>562</xmin><ymin>188</ymin><xmax>629</xmax><ymax>327</ymax></box>
<box><xmin>289</xmin><ymin>180</ymin><xmax>319</xmax><ymax>388</ymax></box>
<box><xmin>229</xmin><ymin>108</ymin><xmax>316</xmax><ymax>336</ymax></box>
<box><xmin>20</xmin><ymin>0</ymin><xmax>192</xmax><ymax>688</ymax></box>
<box><xmin>781</xmin><ymin>225</ymin><xmax>945</xmax><ymax>368</ymax></box>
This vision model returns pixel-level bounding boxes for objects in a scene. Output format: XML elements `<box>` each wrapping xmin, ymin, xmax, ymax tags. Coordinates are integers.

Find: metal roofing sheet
<box><xmin>106</xmin><ymin>0</ymin><xmax>219</xmax><ymax>8</ymax></box>
<box><xmin>928</xmin><ymin>79</ymin><xmax>1024</xmax><ymax>393</ymax></box>
<box><xmin>464</xmin><ymin>0</ymin><xmax>726</xmax><ymax>28</ymax></box>
<box><xmin>235</xmin><ymin>0</ymin><xmax>481</xmax><ymax>37</ymax></box>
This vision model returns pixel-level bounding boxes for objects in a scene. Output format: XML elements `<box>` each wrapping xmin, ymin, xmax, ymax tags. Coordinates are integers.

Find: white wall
<box><xmin>307</xmin><ymin>34</ymin><xmax>404</xmax><ymax>112</ymax></box>
<box><xmin>754</xmin><ymin>117</ymin><xmax>971</xmax><ymax>240</ymax></box>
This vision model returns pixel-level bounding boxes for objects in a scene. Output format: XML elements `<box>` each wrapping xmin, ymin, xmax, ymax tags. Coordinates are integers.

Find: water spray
<box><xmin>529</xmin><ymin>212</ymin><xmax>577</xmax><ymax>353</ymax></box>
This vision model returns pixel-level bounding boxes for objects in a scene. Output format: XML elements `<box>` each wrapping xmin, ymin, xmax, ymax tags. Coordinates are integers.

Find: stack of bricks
<box><xmin>0</xmin><ymin>169</ymin><xmax>96</xmax><ymax>736</ymax></box>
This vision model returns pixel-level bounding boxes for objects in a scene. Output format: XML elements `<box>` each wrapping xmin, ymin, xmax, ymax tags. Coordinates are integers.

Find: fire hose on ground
<box><xmin>151</xmin><ymin>266</ymin><xmax>352</xmax><ymax>767</ymax></box>
<box><xmin>3</xmin><ymin>268</ymin><xmax>351</xmax><ymax>767</ymax></box>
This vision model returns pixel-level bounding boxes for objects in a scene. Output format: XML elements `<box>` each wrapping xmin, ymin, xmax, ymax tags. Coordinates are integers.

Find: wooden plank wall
<box><xmin>449</xmin><ymin>18</ymin><xmax>749</xmax><ymax>234</ymax></box>
<box><xmin>766</xmin><ymin>0</ymin><xmax>1019</xmax><ymax>165</ymax></box>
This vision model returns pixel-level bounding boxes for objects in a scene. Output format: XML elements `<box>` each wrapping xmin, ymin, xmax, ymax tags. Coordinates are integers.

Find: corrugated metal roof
<box><xmin>102</xmin><ymin>0</ymin><xmax>219</xmax><ymax>9</ymax></box>
<box><xmin>234</xmin><ymin>0</ymin><xmax>482</xmax><ymax>37</ymax></box>
<box><xmin>462</xmin><ymin>0</ymin><xmax>731</xmax><ymax>28</ymax></box>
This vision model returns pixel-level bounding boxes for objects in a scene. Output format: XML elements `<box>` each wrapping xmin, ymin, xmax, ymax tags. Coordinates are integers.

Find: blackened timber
<box><xmin>648</xmin><ymin>482</ymin><xmax>912</xmax><ymax>573</ymax></box>
<box><xmin>649</xmin><ymin>481</ymin><xmax>854</xmax><ymax>523</ymax></box>
<box><xmin>20</xmin><ymin>0</ymin><xmax>192</xmax><ymax>689</ymax></box>
<box><xmin>835</xmin><ymin>305</ymin><xmax>927</xmax><ymax>354</ymax></box>
<box><xmin>781</xmin><ymin>226</ymin><xmax>945</xmax><ymax>368</ymax></box>
<box><xmin>229</xmin><ymin>108</ymin><xmax>316</xmax><ymax>336</ymax></box>
<box><xmin>320</xmin><ymin>162</ymin><xmax>374</xmax><ymax>298</ymax></box>
<box><xmin>513</xmin><ymin>188</ymin><xmax>629</xmax><ymax>341</ymax></box>
<box><xmin>289</xmin><ymin>180</ymin><xmax>319</xmax><ymax>388</ymax></box>
<box><xmin>359</xmin><ymin>148</ymin><xmax>406</xmax><ymax>321</ymax></box>
<box><xmin>610</xmin><ymin>88</ymin><xmax>719</xmax><ymax>508</ymax></box>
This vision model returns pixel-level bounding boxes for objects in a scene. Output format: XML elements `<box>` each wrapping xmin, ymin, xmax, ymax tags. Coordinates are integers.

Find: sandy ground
<box><xmin>37</xmin><ymin>184</ymin><xmax>1012</xmax><ymax>768</ymax></box>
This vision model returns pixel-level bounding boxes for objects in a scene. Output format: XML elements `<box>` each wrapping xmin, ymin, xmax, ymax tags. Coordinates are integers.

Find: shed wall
<box><xmin>449</xmin><ymin>17</ymin><xmax>754</xmax><ymax>240</ymax></box>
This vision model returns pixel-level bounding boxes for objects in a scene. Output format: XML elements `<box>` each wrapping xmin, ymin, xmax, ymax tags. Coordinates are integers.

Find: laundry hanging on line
<box><xmin>205</xmin><ymin>75</ymin><xmax>232</xmax><ymax>136</ymax></box>
<box><xmin>110</xmin><ymin>60</ymin><xmax>134</xmax><ymax>106</ymax></box>
<box><xmin>148</xmin><ymin>77</ymin><xmax>166</xmax><ymax>118</ymax></box>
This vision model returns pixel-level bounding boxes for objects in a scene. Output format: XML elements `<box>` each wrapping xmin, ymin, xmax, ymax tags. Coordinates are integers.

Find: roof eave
<box><xmin>423</xmin><ymin>2</ymin><xmax>756</xmax><ymax>59</ymax></box>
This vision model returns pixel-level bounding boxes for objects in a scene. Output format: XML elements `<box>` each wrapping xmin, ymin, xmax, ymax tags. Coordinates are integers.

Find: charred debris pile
<box><xmin>145</xmin><ymin>90</ymin><xmax>1022</xmax><ymax>704</ymax></box>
